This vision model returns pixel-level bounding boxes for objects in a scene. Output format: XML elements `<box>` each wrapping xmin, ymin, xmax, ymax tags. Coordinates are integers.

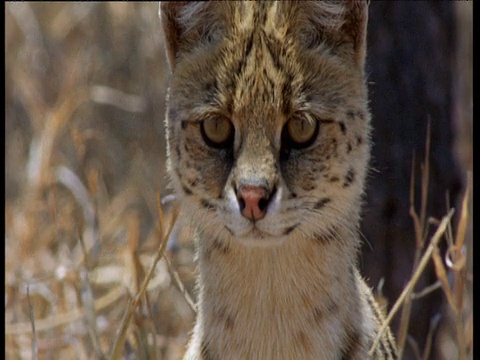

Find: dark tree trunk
<box><xmin>361</xmin><ymin>2</ymin><xmax>463</xmax><ymax>359</ymax></box>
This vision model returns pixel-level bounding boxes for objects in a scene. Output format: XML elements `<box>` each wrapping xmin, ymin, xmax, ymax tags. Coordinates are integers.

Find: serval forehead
<box><xmin>169</xmin><ymin>1</ymin><xmax>351</xmax><ymax>131</ymax></box>
<box><xmin>221</xmin><ymin>3</ymin><xmax>307</xmax><ymax>130</ymax></box>
<box><xmin>230</xmin><ymin>2</ymin><xmax>345</xmax><ymax>34</ymax></box>
<box><xmin>221</xmin><ymin>2</ymin><xmax>346</xmax><ymax>123</ymax></box>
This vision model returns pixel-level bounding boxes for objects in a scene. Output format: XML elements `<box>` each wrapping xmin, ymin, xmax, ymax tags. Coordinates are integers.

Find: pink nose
<box><xmin>237</xmin><ymin>185</ymin><xmax>269</xmax><ymax>221</ymax></box>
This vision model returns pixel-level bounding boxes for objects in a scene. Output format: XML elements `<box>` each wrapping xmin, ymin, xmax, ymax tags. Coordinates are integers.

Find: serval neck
<box><xmin>194</xmin><ymin>229</ymin><xmax>362</xmax><ymax>359</ymax></box>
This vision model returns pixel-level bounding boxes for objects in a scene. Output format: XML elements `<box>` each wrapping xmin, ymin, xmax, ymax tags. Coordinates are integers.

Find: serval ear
<box><xmin>341</xmin><ymin>0</ymin><xmax>369</xmax><ymax>69</ymax></box>
<box><xmin>297</xmin><ymin>0</ymin><xmax>369</xmax><ymax>70</ymax></box>
<box><xmin>159</xmin><ymin>2</ymin><xmax>188</xmax><ymax>69</ymax></box>
<box><xmin>159</xmin><ymin>2</ymin><xmax>224</xmax><ymax>70</ymax></box>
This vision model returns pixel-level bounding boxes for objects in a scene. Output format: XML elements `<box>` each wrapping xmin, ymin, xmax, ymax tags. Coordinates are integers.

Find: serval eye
<box><xmin>283</xmin><ymin>117</ymin><xmax>319</xmax><ymax>149</ymax></box>
<box><xmin>201</xmin><ymin>117</ymin><xmax>234</xmax><ymax>148</ymax></box>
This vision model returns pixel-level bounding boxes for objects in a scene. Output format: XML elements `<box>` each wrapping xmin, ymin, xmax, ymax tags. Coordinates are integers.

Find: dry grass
<box><xmin>5</xmin><ymin>3</ymin><xmax>197</xmax><ymax>359</ymax></box>
<box><xmin>5</xmin><ymin>3</ymin><xmax>472</xmax><ymax>360</ymax></box>
<box><xmin>371</xmin><ymin>124</ymin><xmax>472</xmax><ymax>359</ymax></box>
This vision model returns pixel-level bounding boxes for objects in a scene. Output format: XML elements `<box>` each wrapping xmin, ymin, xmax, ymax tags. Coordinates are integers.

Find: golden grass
<box><xmin>6</xmin><ymin>3</ymin><xmax>196</xmax><ymax>358</ymax></box>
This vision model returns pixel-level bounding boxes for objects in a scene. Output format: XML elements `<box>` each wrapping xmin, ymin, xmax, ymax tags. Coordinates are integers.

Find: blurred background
<box><xmin>5</xmin><ymin>2</ymin><xmax>472</xmax><ymax>359</ymax></box>
<box><xmin>6</xmin><ymin>3</ymin><xmax>194</xmax><ymax>359</ymax></box>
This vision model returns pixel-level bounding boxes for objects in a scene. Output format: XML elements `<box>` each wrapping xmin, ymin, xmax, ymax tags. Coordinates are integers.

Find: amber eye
<box><xmin>283</xmin><ymin>117</ymin><xmax>319</xmax><ymax>149</ymax></box>
<box><xmin>200</xmin><ymin>117</ymin><xmax>234</xmax><ymax>148</ymax></box>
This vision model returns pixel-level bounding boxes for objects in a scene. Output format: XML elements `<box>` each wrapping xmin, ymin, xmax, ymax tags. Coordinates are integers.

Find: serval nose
<box><xmin>236</xmin><ymin>180</ymin><xmax>274</xmax><ymax>221</ymax></box>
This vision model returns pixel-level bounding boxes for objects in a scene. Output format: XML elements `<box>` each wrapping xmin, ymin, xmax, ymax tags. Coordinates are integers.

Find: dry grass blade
<box><xmin>369</xmin><ymin>208</ymin><xmax>454</xmax><ymax>355</ymax></box>
<box><xmin>419</xmin><ymin>121</ymin><xmax>431</xmax><ymax>238</ymax></box>
<box><xmin>450</xmin><ymin>178</ymin><xmax>470</xmax><ymax>360</ymax></box>
<box><xmin>90</xmin><ymin>85</ymin><xmax>147</xmax><ymax>113</ymax></box>
<box><xmin>27</xmin><ymin>89</ymin><xmax>89</xmax><ymax>192</ymax></box>
<box><xmin>454</xmin><ymin>172</ymin><xmax>470</xmax><ymax>252</ymax></box>
<box><xmin>398</xmin><ymin>157</ymin><xmax>422</xmax><ymax>357</ymax></box>
<box><xmin>55</xmin><ymin>165</ymin><xmax>101</xmax><ymax>267</ymax></box>
<box><xmin>6</xmin><ymin>286</ymin><xmax>126</xmax><ymax>336</ymax></box>
<box><xmin>164</xmin><ymin>255</ymin><xmax>197</xmax><ymax>314</ymax></box>
<box><xmin>451</xmin><ymin>175</ymin><xmax>470</xmax><ymax>314</ymax></box>
<box><xmin>409</xmin><ymin>152</ymin><xmax>422</xmax><ymax>245</ymax></box>
<box><xmin>410</xmin><ymin>280</ymin><xmax>441</xmax><ymax>300</ymax></box>
<box><xmin>80</xmin><ymin>268</ymin><xmax>106</xmax><ymax>360</ymax></box>
<box><xmin>27</xmin><ymin>285</ymin><xmax>38</xmax><ymax>360</ymax></box>
<box><xmin>109</xmin><ymin>192</ymin><xmax>179</xmax><ymax>360</ymax></box>
<box><xmin>397</xmin><ymin>123</ymin><xmax>432</xmax><ymax>357</ymax></box>
<box><xmin>422</xmin><ymin>313</ymin><xmax>442</xmax><ymax>360</ymax></box>
<box><xmin>432</xmin><ymin>248</ymin><xmax>456</xmax><ymax>311</ymax></box>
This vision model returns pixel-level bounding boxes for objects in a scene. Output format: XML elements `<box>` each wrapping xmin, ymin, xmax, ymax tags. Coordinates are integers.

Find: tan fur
<box><xmin>160</xmin><ymin>1</ymin><xmax>397</xmax><ymax>359</ymax></box>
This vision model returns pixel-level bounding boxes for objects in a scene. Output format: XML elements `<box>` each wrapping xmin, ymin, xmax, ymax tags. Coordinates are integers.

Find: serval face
<box><xmin>163</xmin><ymin>1</ymin><xmax>370</xmax><ymax>247</ymax></box>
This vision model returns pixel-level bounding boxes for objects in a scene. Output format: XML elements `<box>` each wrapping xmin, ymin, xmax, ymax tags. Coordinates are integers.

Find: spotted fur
<box><xmin>160</xmin><ymin>1</ymin><xmax>397</xmax><ymax>359</ymax></box>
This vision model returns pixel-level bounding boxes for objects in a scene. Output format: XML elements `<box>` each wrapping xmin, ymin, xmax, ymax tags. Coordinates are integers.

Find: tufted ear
<box><xmin>341</xmin><ymin>0</ymin><xmax>369</xmax><ymax>69</ymax></box>
<box><xmin>296</xmin><ymin>0</ymin><xmax>369</xmax><ymax>69</ymax></box>
<box><xmin>159</xmin><ymin>2</ymin><xmax>187</xmax><ymax>69</ymax></box>
<box><xmin>159</xmin><ymin>2</ymin><xmax>224</xmax><ymax>70</ymax></box>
